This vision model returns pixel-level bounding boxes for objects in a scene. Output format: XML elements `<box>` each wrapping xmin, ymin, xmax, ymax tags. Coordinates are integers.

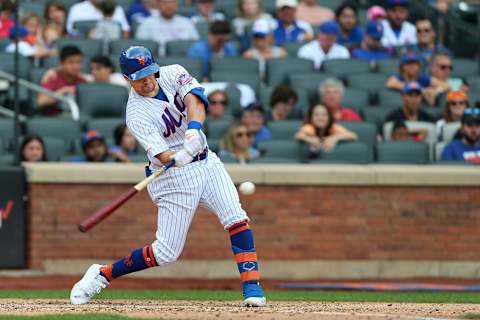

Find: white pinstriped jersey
<box><xmin>124</xmin><ymin>64</ymin><xmax>248</xmax><ymax>264</ymax></box>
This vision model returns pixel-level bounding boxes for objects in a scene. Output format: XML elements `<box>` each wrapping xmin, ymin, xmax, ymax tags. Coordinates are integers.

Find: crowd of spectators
<box><xmin>0</xmin><ymin>0</ymin><xmax>479</xmax><ymax>165</ymax></box>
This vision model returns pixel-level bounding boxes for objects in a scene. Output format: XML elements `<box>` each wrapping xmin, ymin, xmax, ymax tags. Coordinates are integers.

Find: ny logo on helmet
<box><xmin>137</xmin><ymin>56</ymin><xmax>146</xmax><ymax>66</ymax></box>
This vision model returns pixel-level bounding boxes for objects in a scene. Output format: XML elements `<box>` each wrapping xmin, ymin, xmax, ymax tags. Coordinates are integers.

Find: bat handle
<box><xmin>134</xmin><ymin>160</ymin><xmax>175</xmax><ymax>191</ymax></box>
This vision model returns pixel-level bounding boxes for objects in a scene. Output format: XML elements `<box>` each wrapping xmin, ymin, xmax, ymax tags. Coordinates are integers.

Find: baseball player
<box><xmin>70</xmin><ymin>46</ymin><xmax>266</xmax><ymax>307</ymax></box>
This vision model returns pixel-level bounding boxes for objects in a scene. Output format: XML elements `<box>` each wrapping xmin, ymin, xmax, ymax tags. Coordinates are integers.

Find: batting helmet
<box><xmin>119</xmin><ymin>46</ymin><xmax>159</xmax><ymax>81</ymax></box>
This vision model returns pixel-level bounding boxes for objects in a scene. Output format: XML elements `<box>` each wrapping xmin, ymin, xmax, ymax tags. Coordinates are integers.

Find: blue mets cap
<box><xmin>119</xmin><ymin>46</ymin><xmax>160</xmax><ymax>81</ymax></box>
<box><xmin>366</xmin><ymin>20</ymin><xmax>383</xmax><ymax>40</ymax></box>
<box><xmin>402</xmin><ymin>81</ymin><xmax>422</xmax><ymax>95</ymax></box>
<box><xmin>386</xmin><ymin>0</ymin><xmax>409</xmax><ymax>8</ymax></box>
<box><xmin>319</xmin><ymin>20</ymin><xmax>339</xmax><ymax>35</ymax></box>
<box><xmin>400</xmin><ymin>53</ymin><xmax>420</xmax><ymax>64</ymax></box>
<box><xmin>81</xmin><ymin>130</ymin><xmax>105</xmax><ymax>149</ymax></box>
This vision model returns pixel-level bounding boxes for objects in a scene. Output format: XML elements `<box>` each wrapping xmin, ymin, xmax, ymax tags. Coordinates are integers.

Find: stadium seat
<box><xmin>435</xmin><ymin>142</ymin><xmax>447</xmax><ymax>161</ymax></box>
<box><xmin>207</xmin><ymin>138</ymin><xmax>220</xmax><ymax>152</ymax></box>
<box><xmin>283</xmin><ymin>42</ymin><xmax>303</xmax><ymax>56</ymax></box>
<box><xmin>262</xmin><ymin>0</ymin><xmax>276</xmax><ymax>15</ymax></box>
<box><xmin>267</xmin><ymin>120</ymin><xmax>301</xmax><ymax>140</ymax></box>
<box><xmin>30</xmin><ymin>68</ymin><xmax>48</xmax><ymax>85</ymax></box>
<box><xmin>210</xmin><ymin>72</ymin><xmax>261</xmax><ymax>93</ymax></box>
<box><xmin>266</xmin><ymin>58</ymin><xmax>314</xmax><ymax>87</ymax></box>
<box><xmin>195</xmin><ymin>21</ymin><xmax>210</xmax><ymax>38</ymax></box>
<box><xmin>376</xmin><ymin>58</ymin><xmax>400</xmax><ymax>74</ymax></box>
<box><xmin>321</xmin><ymin>0</ymin><xmax>345</xmax><ymax>10</ymax></box>
<box><xmin>223</xmin><ymin>84</ymin><xmax>244</xmax><ymax>116</ymax></box>
<box><xmin>0</xmin><ymin>154</ymin><xmax>13</xmax><ymax>165</ymax></box>
<box><xmin>309</xmin><ymin>141</ymin><xmax>373</xmax><ymax>164</ymax></box>
<box><xmin>26</xmin><ymin>117</ymin><xmax>81</xmax><ymax>153</ymax></box>
<box><xmin>289</xmin><ymin>72</ymin><xmax>333</xmax><ymax>101</ymax></box>
<box><xmin>376</xmin><ymin>141</ymin><xmax>430</xmax><ymax>164</ymax></box>
<box><xmin>87</xmin><ymin>117</ymin><xmax>125</xmax><ymax>140</ymax></box>
<box><xmin>216</xmin><ymin>1</ymin><xmax>237</xmax><ymax>19</ymax></box>
<box><xmin>442</xmin><ymin>122</ymin><xmax>461</xmax><ymax>142</ymax></box>
<box><xmin>377</xmin><ymin>89</ymin><xmax>402</xmax><ymax>108</ymax></box>
<box><xmin>452</xmin><ymin>58</ymin><xmax>479</xmax><ymax>78</ymax></box>
<box><xmin>361</xmin><ymin>106</ymin><xmax>397</xmax><ymax>133</ymax></box>
<box><xmin>55</xmin><ymin>39</ymin><xmax>104</xmax><ymax>58</ymax></box>
<box><xmin>468</xmin><ymin>76</ymin><xmax>480</xmax><ymax>92</ymax></box>
<box><xmin>166</xmin><ymin>40</ymin><xmax>197</xmax><ymax>56</ymax></box>
<box><xmin>109</xmin><ymin>39</ymin><xmax>160</xmax><ymax>58</ymax></box>
<box><xmin>210</xmin><ymin>57</ymin><xmax>259</xmax><ymax>75</ymax></box>
<box><xmin>322</xmin><ymin>59</ymin><xmax>370</xmax><ymax>79</ymax></box>
<box><xmin>383</xmin><ymin>121</ymin><xmax>437</xmax><ymax>145</ymax></box>
<box><xmin>205</xmin><ymin>119</ymin><xmax>230</xmax><ymax>140</ymax></box>
<box><xmin>347</xmin><ymin>73</ymin><xmax>389</xmax><ymax>103</ymax></box>
<box><xmin>341</xmin><ymin>88</ymin><xmax>370</xmax><ymax>111</ymax></box>
<box><xmin>0</xmin><ymin>53</ymin><xmax>32</xmax><ymax>79</ymax></box>
<box><xmin>254</xmin><ymin>140</ymin><xmax>302</xmax><ymax>163</ymax></box>
<box><xmin>0</xmin><ymin>117</ymin><xmax>14</xmax><ymax>150</ymax></box>
<box><xmin>76</xmin><ymin>83</ymin><xmax>129</xmax><ymax>119</ymax></box>
<box><xmin>159</xmin><ymin>57</ymin><xmax>203</xmax><ymax>81</ymax></box>
<box><xmin>422</xmin><ymin>106</ymin><xmax>443</xmax><ymax>121</ymax></box>
<box><xmin>72</xmin><ymin>20</ymin><xmax>99</xmax><ymax>38</ymax></box>
<box><xmin>43</xmin><ymin>137</ymin><xmax>69</xmax><ymax>161</ymax></box>
<box><xmin>338</xmin><ymin>121</ymin><xmax>377</xmax><ymax>147</ymax></box>
<box><xmin>20</xmin><ymin>2</ymin><xmax>44</xmax><ymax>17</ymax></box>
<box><xmin>129</xmin><ymin>153</ymin><xmax>148</xmax><ymax>163</ymax></box>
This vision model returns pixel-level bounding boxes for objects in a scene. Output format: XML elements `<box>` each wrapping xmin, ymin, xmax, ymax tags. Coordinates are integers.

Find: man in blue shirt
<box><xmin>187</xmin><ymin>20</ymin><xmax>237</xmax><ymax>80</ymax></box>
<box><xmin>352</xmin><ymin>20</ymin><xmax>393</xmax><ymax>61</ymax></box>
<box><xmin>412</xmin><ymin>17</ymin><xmax>452</xmax><ymax>65</ymax></box>
<box><xmin>441</xmin><ymin>108</ymin><xmax>480</xmax><ymax>163</ymax></box>
<box><xmin>272</xmin><ymin>0</ymin><xmax>313</xmax><ymax>46</ymax></box>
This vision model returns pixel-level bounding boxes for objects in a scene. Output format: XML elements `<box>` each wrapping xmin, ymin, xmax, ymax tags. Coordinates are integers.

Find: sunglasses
<box><xmin>450</xmin><ymin>100</ymin><xmax>466</xmax><ymax>106</ymax></box>
<box><xmin>416</xmin><ymin>28</ymin><xmax>431</xmax><ymax>33</ymax></box>
<box><xmin>464</xmin><ymin>108</ymin><xmax>480</xmax><ymax>116</ymax></box>
<box><xmin>437</xmin><ymin>64</ymin><xmax>453</xmax><ymax>71</ymax></box>
<box><xmin>235</xmin><ymin>131</ymin><xmax>251</xmax><ymax>138</ymax></box>
<box><xmin>209</xmin><ymin>100</ymin><xmax>227</xmax><ymax>105</ymax></box>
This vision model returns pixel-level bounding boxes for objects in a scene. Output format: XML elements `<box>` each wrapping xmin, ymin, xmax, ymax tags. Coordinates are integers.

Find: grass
<box><xmin>0</xmin><ymin>315</ymin><xmax>162</xmax><ymax>320</ymax></box>
<box><xmin>0</xmin><ymin>289</ymin><xmax>480</xmax><ymax>304</ymax></box>
<box><xmin>461</xmin><ymin>314</ymin><xmax>480</xmax><ymax>320</ymax></box>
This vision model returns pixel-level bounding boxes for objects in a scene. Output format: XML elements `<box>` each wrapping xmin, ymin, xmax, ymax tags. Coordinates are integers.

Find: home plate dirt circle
<box><xmin>0</xmin><ymin>299</ymin><xmax>478</xmax><ymax>319</ymax></box>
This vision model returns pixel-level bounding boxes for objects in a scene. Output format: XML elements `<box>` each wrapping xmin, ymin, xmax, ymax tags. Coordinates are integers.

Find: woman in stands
<box><xmin>109</xmin><ymin>124</ymin><xmax>138</xmax><ymax>163</ymax></box>
<box><xmin>43</xmin><ymin>0</ymin><xmax>67</xmax><ymax>47</ymax></box>
<box><xmin>218</xmin><ymin>122</ymin><xmax>260</xmax><ymax>164</ymax></box>
<box><xmin>295</xmin><ymin>104</ymin><xmax>357</xmax><ymax>155</ymax></box>
<box><xmin>20</xmin><ymin>134</ymin><xmax>47</xmax><ymax>162</ymax></box>
<box><xmin>436</xmin><ymin>90</ymin><xmax>468</xmax><ymax>140</ymax></box>
<box><xmin>335</xmin><ymin>2</ymin><xmax>363</xmax><ymax>50</ymax></box>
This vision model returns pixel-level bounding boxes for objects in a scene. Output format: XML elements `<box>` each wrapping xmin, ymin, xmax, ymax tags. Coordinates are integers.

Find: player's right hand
<box><xmin>172</xmin><ymin>149</ymin><xmax>193</xmax><ymax>167</ymax></box>
<box><xmin>183</xmin><ymin>129</ymin><xmax>206</xmax><ymax>156</ymax></box>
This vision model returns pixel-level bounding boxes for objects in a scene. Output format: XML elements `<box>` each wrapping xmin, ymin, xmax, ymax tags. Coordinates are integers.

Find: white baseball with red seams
<box><xmin>239</xmin><ymin>182</ymin><xmax>256</xmax><ymax>195</ymax></box>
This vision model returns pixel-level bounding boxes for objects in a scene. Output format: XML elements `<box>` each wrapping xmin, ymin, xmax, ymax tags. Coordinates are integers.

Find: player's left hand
<box><xmin>173</xmin><ymin>149</ymin><xmax>194</xmax><ymax>167</ymax></box>
<box><xmin>183</xmin><ymin>129</ymin><xmax>206</xmax><ymax>156</ymax></box>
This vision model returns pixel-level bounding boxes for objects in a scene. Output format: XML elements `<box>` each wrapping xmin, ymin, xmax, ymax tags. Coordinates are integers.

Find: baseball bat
<box><xmin>78</xmin><ymin>160</ymin><xmax>175</xmax><ymax>233</ymax></box>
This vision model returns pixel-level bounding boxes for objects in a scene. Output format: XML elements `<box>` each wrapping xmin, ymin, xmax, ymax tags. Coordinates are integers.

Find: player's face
<box><xmin>128</xmin><ymin>74</ymin><xmax>158</xmax><ymax>97</ymax></box>
<box><xmin>321</xmin><ymin>86</ymin><xmax>342</xmax><ymax>109</ymax></box>
<box><xmin>416</xmin><ymin>20</ymin><xmax>434</xmax><ymax>45</ymax></box>
<box><xmin>62</xmin><ymin>54</ymin><xmax>82</xmax><ymax>77</ymax></box>
<box><xmin>91</xmin><ymin>62</ymin><xmax>111</xmax><ymax>83</ymax></box>
<box><xmin>387</xmin><ymin>6</ymin><xmax>408</xmax><ymax>28</ymax></box>
<box><xmin>449</xmin><ymin>99</ymin><xmax>467</xmax><ymax>120</ymax></box>
<box><xmin>402</xmin><ymin>91</ymin><xmax>422</xmax><ymax>111</ymax></box>
<box><xmin>157</xmin><ymin>0</ymin><xmax>177</xmax><ymax>19</ymax></box>
<box><xmin>311</xmin><ymin>105</ymin><xmax>329</xmax><ymax>129</ymax></box>
<box><xmin>85</xmin><ymin>140</ymin><xmax>107</xmax><ymax>162</ymax></box>
<box><xmin>277</xmin><ymin>6</ymin><xmax>296</xmax><ymax>25</ymax></box>
<box><xmin>22</xmin><ymin>139</ymin><xmax>44</xmax><ymax>162</ymax></box>
<box><xmin>338</xmin><ymin>7</ymin><xmax>357</xmax><ymax>31</ymax></box>
<box><xmin>121</xmin><ymin>128</ymin><xmax>137</xmax><ymax>151</ymax></box>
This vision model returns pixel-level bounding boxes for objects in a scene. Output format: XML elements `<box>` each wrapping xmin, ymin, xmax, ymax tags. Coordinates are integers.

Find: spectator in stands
<box><xmin>441</xmin><ymin>108</ymin><xmax>480</xmax><ymax>163</ymax></box>
<box><xmin>67</xmin><ymin>0</ymin><xmax>130</xmax><ymax>37</ymax></box>
<box><xmin>385</xmin><ymin>53</ymin><xmax>432</xmax><ymax>92</ymax></box>
<box><xmin>297</xmin><ymin>20</ymin><xmax>350</xmax><ymax>70</ymax></box>
<box><xmin>243</xmin><ymin>19</ymin><xmax>287</xmax><ymax>80</ymax></box>
<box><xmin>381</xmin><ymin>0</ymin><xmax>417</xmax><ymax>50</ymax></box>
<box><xmin>207</xmin><ymin>89</ymin><xmax>229</xmax><ymax>120</ymax></box>
<box><xmin>187</xmin><ymin>21</ymin><xmax>236</xmax><ymax>80</ymax></box>
<box><xmin>295</xmin><ymin>104</ymin><xmax>357</xmax><ymax>154</ymax></box>
<box><xmin>391</xmin><ymin>119</ymin><xmax>428</xmax><ymax>142</ymax></box>
<box><xmin>219</xmin><ymin>122</ymin><xmax>260</xmax><ymax>164</ymax></box>
<box><xmin>71</xmin><ymin>130</ymin><xmax>110</xmax><ymax>162</ymax></box>
<box><xmin>386</xmin><ymin>81</ymin><xmax>435</xmax><ymax>123</ymax></box>
<box><xmin>272</xmin><ymin>0</ymin><xmax>314</xmax><ymax>46</ymax></box>
<box><xmin>20</xmin><ymin>134</ymin><xmax>47</xmax><ymax>162</ymax></box>
<box><xmin>335</xmin><ymin>2</ymin><xmax>363</xmax><ymax>50</ymax></box>
<box><xmin>319</xmin><ymin>78</ymin><xmax>362</xmax><ymax>122</ymax></box>
<box><xmin>0</xmin><ymin>0</ymin><xmax>14</xmax><ymax>38</ymax></box>
<box><xmin>136</xmin><ymin>0</ymin><xmax>198</xmax><ymax>56</ymax></box>
<box><xmin>352</xmin><ymin>20</ymin><xmax>392</xmax><ymax>61</ymax></box>
<box><xmin>232</xmin><ymin>0</ymin><xmax>274</xmax><ymax>39</ymax></box>
<box><xmin>241</xmin><ymin>102</ymin><xmax>271</xmax><ymax>147</ymax></box>
<box><xmin>109</xmin><ymin>124</ymin><xmax>138</xmax><ymax>162</ymax></box>
<box><xmin>22</xmin><ymin>13</ymin><xmax>42</xmax><ymax>40</ymax></box>
<box><xmin>43</xmin><ymin>0</ymin><xmax>67</xmax><ymax>46</ymax></box>
<box><xmin>86</xmin><ymin>55</ymin><xmax>129</xmax><ymax>88</ymax></box>
<box><xmin>413</xmin><ymin>17</ymin><xmax>451</xmax><ymax>64</ymax></box>
<box><xmin>190</xmin><ymin>0</ymin><xmax>224</xmax><ymax>24</ymax></box>
<box><xmin>127</xmin><ymin>0</ymin><xmax>159</xmax><ymax>25</ymax></box>
<box><xmin>296</xmin><ymin>0</ymin><xmax>334</xmax><ymax>27</ymax></box>
<box><xmin>5</xmin><ymin>25</ymin><xmax>54</xmax><ymax>58</ymax></box>
<box><xmin>436</xmin><ymin>90</ymin><xmax>468</xmax><ymax>140</ymax></box>
<box><xmin>202</xmin><ymin>82</ymin><xmax>255</xmax><ymax>109</ymax></box>
<box><xmin>267</xmin><ymin>84</ymin><xmax>298</xmax><ymax>121</ymax></box>
<box><xmin>367</xmin><ymin>5</ymin><xmax>386</xmax><ymax>23</ymax></box>
<box><xmin>37</xmin><ymin>45</ymin><xmax>87</xmax><ymax>114</ymax></box>
<box><xmin>90</xmin><ymin>0</ymin><xmax>122</xmax><ymax>42</ymax></box>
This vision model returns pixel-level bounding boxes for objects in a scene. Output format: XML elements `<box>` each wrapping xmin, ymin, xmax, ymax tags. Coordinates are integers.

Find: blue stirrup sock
<box><xmin>228</xmin><ymin>221</ymin><xmax>260</xmax><ymax>283</ymax></box>
<box><xmin>99</xmin><ymin>245</ymin><xmax>158</xmax><ymax>282</ymax></box>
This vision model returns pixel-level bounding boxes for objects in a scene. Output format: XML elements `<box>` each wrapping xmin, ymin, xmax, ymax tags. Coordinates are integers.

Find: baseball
<box><xmin>239</xmin><ymin>181</ymin><xmax>255</xmax><ymax>195</ymax></box>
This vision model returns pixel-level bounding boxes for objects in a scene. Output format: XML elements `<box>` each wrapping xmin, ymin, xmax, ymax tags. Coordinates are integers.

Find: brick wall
<box><xmin>27</xmin><ymin>183</ymin><xmax>480</xmax><ymax>269</ymax></box>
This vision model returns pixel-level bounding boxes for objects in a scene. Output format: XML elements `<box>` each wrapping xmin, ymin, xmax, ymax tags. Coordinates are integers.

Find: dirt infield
<box><xmin>0</xmin><ymin>299</ymin><xmax>478</xmax><ymax>319</ymax></box>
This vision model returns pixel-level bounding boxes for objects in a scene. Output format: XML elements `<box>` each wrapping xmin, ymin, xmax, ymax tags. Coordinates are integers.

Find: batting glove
<box><xmin>183</xmin><ymin>127</ymin><xmax>206</xmax><ymax>157</ymax></box>
<box><xmin>173</xmin><ymin>149</ymin><xmax>194</xmax><ymax>167</ymax></box>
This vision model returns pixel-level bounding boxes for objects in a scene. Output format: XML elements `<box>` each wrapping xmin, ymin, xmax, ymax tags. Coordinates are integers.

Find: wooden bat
<box><xmin>78</xmin><ymin>160</ymin><xmax>175</xmax><ymax>233</ymax></box>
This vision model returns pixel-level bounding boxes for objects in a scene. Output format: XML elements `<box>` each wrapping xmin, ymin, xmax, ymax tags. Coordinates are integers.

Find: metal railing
<box><xmin>0</xmin><ymin>70</ymin><xmax>80</xmax><ymax>121</ymax></box>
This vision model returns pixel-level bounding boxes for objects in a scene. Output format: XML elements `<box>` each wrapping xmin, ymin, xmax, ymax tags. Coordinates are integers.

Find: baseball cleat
<box><xmin>243</xmin><ymin>281</ymin><xmax>266</xmax><ymax>307</ymax></box>
<box><xmin>70</xmin><ymin>264</ymin><xmax>109</xmax><ymax>305</ymax></box>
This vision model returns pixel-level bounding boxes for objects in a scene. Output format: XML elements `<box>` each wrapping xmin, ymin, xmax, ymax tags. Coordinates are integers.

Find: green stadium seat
<box><xmin>284</xmin><ymin>42</ymin><xmax>303</xmax><ymax>56</ymax></box>
<box><xmin>207</xmin><ymin>138</ymin><xmax>220</xmax><ymax>153</ymax></box>
<box><xmin>346</xmin><ymin>73</ymin><xmax>389</xmax><ymax>103</ymax></box>
<box><xmin>321</xmin><ymin>0</ymin><xmax>345</xmax><ymax>10</ymax></box>
<box><xmin>223</xmin><ymin>84</ymin><xmax>244</xmax><ymax>116</ymax></box>
<box><xmin>341</xmin><ymin>88</ymin><xmax>370</xmax><ymax>111</ymax></box>
<box><xmin>26</xmin><ymin>117</ymin><xmax>81</xmax><ymax>153</ymax></box>
<box><xmin>20</xmin><ymin>2</ymin><xmax>44</xmax><ymax>17</ymax></box>
<box><xmin>129</xmin><ymin>153</ymin><xmax>148</xmax><ymax>163</ymax></box>
<box><xmin>266</xmin><ymin>58</ymin><xmax>314</xmax><ymax>87</ymax></box>
<box><xmin>267</xmin><ymin>120</ymin><xmax>301</xmax><ymax>140</ymax></box>
<box><xmin>0</xmin><ymin>53</ymin><xmax>32</xmax><ymax>79</ymax></box>
<box><xmin>216</xmin><ymin>1</ymin><xmax>237</xmax><ymax>19</ymax></box>
<box><xmin>262</xmin><ymin>0</ymin><xmax>276</xmax><ymax>15</ymax></box>
<box><xmin>210</xmin><ymin>57</ymin><xmax>259</xmax><ymax>74</ymax></box>
<box><xmin>376</xmin><ymin>141</ymin><xmax>430</xmax><ymax>164</ymax></box>
<box><xmin>87</xmin><ymin>117</ymin><xmax>125</xmax><ymax>140</ymax></box>
<box><xmin>76</xmin><ymin>83</ymin><xmax>129</xmax><ymax>120</ymax></box>
<box><xmin>195</xmin><ymin>21</ymin><xmax>210</xmax><ymax>38</ymax></box>
<box><xmin>210</xmin><ymin>72</ymin><xmax>261</xmax><ymax>93</ymax></box>
<box><xmin>166</xmin><ymin>40</ymin><xmax>197</xmax><ymax>56</ymax></box>
<box><xmin>468</xmin><ymin>76</ymin><xmax>480</xmax><ymax>91</ymax></box>
<box><xmin>338</xmin><ymin>121</ymin><xmax>377</xmax><ymax>146</ymax></box>
<box><xmin>289</xmin><ymin>72</ymin><xmax>333</xmax><ymax>101</ymax></box>
<box><xmin>376</xmin><ymin>59</ymin><xmax>400</xmax><ymax>74</ymax></box>
<box><xmin>435</xmin><ymin>142</ymin><xmax>447</xmax><ymax>161</ymax></box>
<box><xmin>309</xmin><ymin>141</ymin><xmax>373</xmax><ymax>164</ymax></box>
<box><xmin>377</xmin><ymin>89</ymin><xmax>402</xmax><ymax>108</ymax></box>
<box><xmin>72</xmin><ymin>20</ymin><xmax>99</xmax><ymax>38</ymax></box>
<box><xmin>255</xmin><ymin>140</ymin><xmax>302</xmax><ymax>163</ymax></box>
<box><xmin>43</xmin><ymin>137</ymin><xmax>69</xmax><ymax>161</ymax></box>
<box><xmin>205</xmin><ymin>119</ymin><xmax>230</xmax><ymax>140</ymax></box>
<box><xmin>0</xmin><ymin>154</ymin><xmax>13</xmax><ymax>165</ymax></box>
<box><xmin>0</xmin><ymin>117</ymin><xmax>14</xmax><ymax>150</ymax></box>
<box><xmin>422</xmin><ymin>106</ymin><xmax>443</xmax><ymax>121</ymax></box>
<box><xmin>159</xmin><ymin>57</ymin><xmax>203</xmax><ymax>81</ymax></box>
<box><xmin>322</xmin><ymin>59</ymin><xmax>370</xmax><ymax>79</ymax></box>
<box><xmin>362</xmin><ymin>106</ymin><xmax>397</xmax><ymax>133</ymax></box>
<box><xmin>452</xmin><ymin>58</ymin><xmax>479</xmax><ymax>78</ymax></box>
<box><xmin>109</xmin><ymin>39</ymin><xmax>160</xmax><ymax>58</ymax></box>
<box><xmin>30</xmin><ymin>68</ymin><xmax>48</xmax><ymax>85</ymax></box>
<box><xmin>55</xmin><ymin>39</ymin><xmax>104</xmax><ymax>58</ymax></box>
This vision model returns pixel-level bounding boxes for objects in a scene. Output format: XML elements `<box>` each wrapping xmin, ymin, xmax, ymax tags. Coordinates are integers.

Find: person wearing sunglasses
<box><xmin>218</xmin><ymin>122</ymin><xmax>261</xmax><ymax>164</ymax></box>
<box><xmin>207</xmin><ymin>89</ymin><xmax>229</xmax><ymax>120</ymax></box>
<box><xmin>412</xmin><ymin>17</ymin><xmax>451</xmax><ymax>64</ymax></box>
<box><xmin>441</xmin><ymin>107</ymin><xmax>480</xmax><ymax>163</ymax></box>
<box><xmin>436</xmin><ymin>91</ymin><xmax>469</xmax><ymax>141</ymax></box>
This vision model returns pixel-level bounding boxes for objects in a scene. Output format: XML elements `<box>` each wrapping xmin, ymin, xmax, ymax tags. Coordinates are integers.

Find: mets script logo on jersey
<box><xmin>137</xmin><ymin>56</ymin><xmax>146</xmax><ymax>66</ymax></box>
<box><xmin>175</xmin><ymin>73</ymin><xmax>193</xmax><ymax>87</ymax></box>
<box><xmin>162</xmin><ymin>93</ymin><xmax>187</xmax><ymax>138</ymax></box>
<box><xmin>0</xmin><ymin>200</ymin><xmax>13</xmax><ymax>230</ymax></box>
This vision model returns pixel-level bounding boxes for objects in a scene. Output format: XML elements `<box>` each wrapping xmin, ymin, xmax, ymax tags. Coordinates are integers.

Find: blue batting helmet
<box><xmin>119</xmin><ymin>46</ymin><xmax>159</xmax><ymax>80</ymax></box>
